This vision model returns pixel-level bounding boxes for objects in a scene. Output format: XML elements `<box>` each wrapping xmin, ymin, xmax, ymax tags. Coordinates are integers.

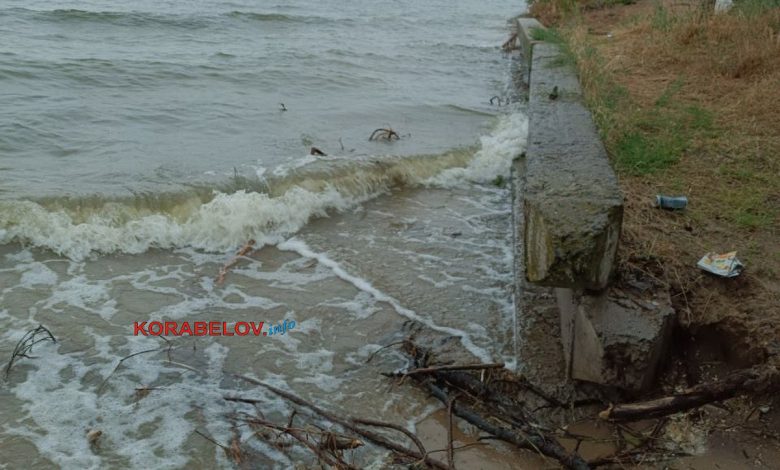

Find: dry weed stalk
<box><xmin>4</xmin><ymin>324</ymin><xmax>56</xmax><ymax>378</ymax></box>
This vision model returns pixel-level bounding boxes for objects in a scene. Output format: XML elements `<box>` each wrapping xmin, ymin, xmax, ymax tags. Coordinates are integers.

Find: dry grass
<box><xmin>530</xmin><ymin>0</ymin><xmax>780</xmax><ymax>365</ymax></box>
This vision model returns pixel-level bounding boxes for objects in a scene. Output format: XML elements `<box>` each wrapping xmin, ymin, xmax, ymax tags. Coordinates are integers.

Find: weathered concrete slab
<box><xmin>514</xmin><ymin>157</ymin><xmax>674</xmax><ymax>393</ymax></box>
<box><xmin>557</xmin><ymin>286</ymin><xmax>676</xmax><ymax>392</ymax></box>
<box><xmin>522</xmin><ymin>39</ymin><xmax>623</xmax><ymax>290</ymax></box>
<box><xmin>512</xmin><ymin>160</ymin><xmax>616</xmax><ymax>407</ymax></box>
<box><xmin>515</xmin><ymin>17</ymin><xmax>544</xmax><ymax>80</ymax></box>
<box><xmin>512</xmin><ymin>19</ymin><xmax>674</xmax><ymax>392</ymax></box>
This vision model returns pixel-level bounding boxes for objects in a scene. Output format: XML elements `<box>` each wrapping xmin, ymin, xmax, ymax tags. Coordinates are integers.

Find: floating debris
<box><xmin>216</xmin><ymin>240</ymin><xmax>256</xmax><ymax>286</ymax></box>
<box><xmin>5</xmin><ymin>324</ymin><xmax>56</xmax><ymax>378</ymax></box>
<box><xmin>279</xmin><ymin>103</ymin><xmax>287</xmax><ymax>111</ymax></box>
<box><xmin>697</xmin><ymin>251</ymin><xmax>744</xmax><ymax>278</ymax></box>
<box><xmin>656</xmin><ymin>195</ymin><xmax>688</xmax><ymax>210</ymax></box>
<box><xmin>310</xmin><ymin>147</ymin><xmax>327</xmax><ymax>156</ymax></box>
<box><xmin>549</xmin><ymin>86</ymin><xmax>559</xmax><ymax>100</ymax></box>
<box><xmin>489</xmin><ymin>95</ymin><xmax>502</xmax><ymax>106</ymax></box>
<box><xmin>87</xmin><ymin>429</ymin><xmax>103</xmax><ymax>449</ymax></box>
<box><xmin>369</xmin><ymin>128</ymin><xmax>400</xmax><ymax>141</ymax></box>
<box><xmin>501</xmin><ymin>32</ymin><xmax>518</xmax><ymax>51</ymax></box>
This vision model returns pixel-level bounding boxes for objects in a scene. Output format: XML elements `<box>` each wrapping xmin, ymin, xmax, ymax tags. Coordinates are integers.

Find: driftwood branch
<box><xmin>351</xmin><ymin>418</ymin><xmax>427</xmax><ymax>457</ymax></box>
<box><xmin>600</xmin><ymin>365</ymin><xmax>780</xmax><ymax>422</ymax></box>
<box><xmin>242</xmin><ymin>415</ymin><xmax>360</xmax><ymax>469</ymax></box>
<box><xmin>390</xmin><ymin>341</ymin><xmax>590</xmax><ymax>469</ymax></box>
<box><xmin>422</xmin><ymin>379</ymin><xmax>590</xmax><ymax>470</ymax></box>
<box><xmin>447</xmin><ymin>397</ymin><xmax>456</xmax><ymax>470</ymax></box>
<box><xmin>502</xmin><ymin>32</ymin><xmax>518</xmax><ymax>51</ymax></box>
<box><xmin>369</xmin><ymin>128</ymin><xmax>400</xmax><ymax>141</ymax></box>
<box><xmin>232</xmin><ymin>374</ymin><xmax>449</xmax><ymax>469</ymax></box>
<box><xmin>386</xmin><ymin>363</ymin><xmax>505</xmax><ymax>377</ymax></box>
<box><xmin>216</xmin><ymin>239</ymin><xmax>256</xmax><ymax>286</ymax></box>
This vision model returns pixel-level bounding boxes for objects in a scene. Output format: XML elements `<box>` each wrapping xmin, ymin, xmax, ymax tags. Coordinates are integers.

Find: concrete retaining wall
<box><xmin>512</xmin><ymin>18</ymin><xmax>674</xmax><ymax>392</ymax></box>
<box><xmin>515</xmin><ymin>19</ymin><xmax>623</xmax><ymax>291</ymax></box>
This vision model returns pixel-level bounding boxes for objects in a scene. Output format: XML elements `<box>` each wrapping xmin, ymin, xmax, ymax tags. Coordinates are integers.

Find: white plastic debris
<box><xmin>697</xmin><ymin>251</ymin><xmax>744</xmax><ymax>278</ymax></box>
<box><xmin>715</xmin><ymin>0</ymin><xmax>733</xmax><ymax>13</ymax></box>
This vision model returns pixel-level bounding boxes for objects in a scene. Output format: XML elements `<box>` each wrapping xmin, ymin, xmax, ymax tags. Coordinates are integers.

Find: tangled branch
<box><xmin>5</xmin><ymin>325</ymin><xmax>56</xmax><ymax>378</ymax></box>
<box><xmin>369</xmin><ymin>128</ymin><xmax>400</xmax><ymax>141</ymax></box>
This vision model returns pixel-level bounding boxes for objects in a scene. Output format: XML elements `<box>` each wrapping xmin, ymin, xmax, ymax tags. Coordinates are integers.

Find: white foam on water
<box><xmin>0</xmin><ymin>112</ymin><xmax>527</xmax><ymax>260</ymax></box>
<box><xmin>41</xmin><ymin>275</ymin><xmax>117</xmax><ymax>320</ymax></box>
<box><xmin>427</xmin><ymin>112</ymin><xmax>528</xmax><ymax>187</ymax></box>
<box><xmin>270</xmin><ymin>154</ymin><xmax>319</xmax><ymax>177</ymax></box>
<box><xmin>2</xmin><ymin>332</ymin><xmax>250</xmax><ymax>469</ymax></box>
<box><xmin>232</xmin><ymin>256</ymin><xmax>334</xmax><ymax>291</ymax></box>
<box><xmin>316</xmin><ymin>290</ymin><xmax>380</xmax><ymax>320</ymax></box>
<box><xmin>417</xmin><ymin>272</ymin><xmax>463</xmax><ymax>288</ymax></box>
<box><xmin>291</xmin><ymin>372</ymin><xmax>343</xmax><ymax>393</ymax></box>
<box><xmin>0</xmin><ymin>186</ymin><xmax>359</xmax><ymax>260</ymax></box>
<box><xmin>276</xmin><ymin>237</ymin><xmax>495</xmax><ymax>363</ymax></box>
<box><xmin>15</xmin><ymin>261</ymin><xmax>59</xmax><ymax>287</ymax></box>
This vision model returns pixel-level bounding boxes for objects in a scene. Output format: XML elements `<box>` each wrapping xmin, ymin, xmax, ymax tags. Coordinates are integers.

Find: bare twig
<box><xmin>195</xmin><ymin>429</ymin><xmax>230</xmax><ymax>451</ymax></box>
<box><xmin>232</xmin><ymin>375</ymin><xmax>449</xmax><ymax>469</ymax></box>
<box><xmin>5</xmin><ymin>325</ymin><xmax>56</xmax><ymax>378</ymax></box>
<box><xmin>97</xmin><ymin>346</ymin><xmax>163</xmax><ymax>393</ymax></box>
<box><xmin>369</xmin><ymin>128</ymin><xmax>400</xmax><ymax>141</ymax></box>
<box><xmin>365</xmin><ymin>340</ymin><xmax>406</xmax><ymax>364</ymax></box>
<box><xmin>423</xmin><ymin>380</ymin><xmax>588</xmax><ymax>470</ymax></box>
<box><xmin>216</xmin><ymin>239</ymin><xmax>256</xmax><ymax>286</ymax></box>
<box><xmin>244</xmin><ymin>416</ymin><xmax>357</xmax><ymax>469</ymax></box>
<box><xmin>390</xmin><ymin>363</ymin><xmax>505</xmax><ymax>377</ymax></box>
<box><xmin>352</xmin><ymin>418</ymin><xmax>426</xmax><ymax>457</ymax></box>
<box><xmin>447</xmin><ymin>397</ymin><xmax>456</xmax><ymax>469</ymax></box>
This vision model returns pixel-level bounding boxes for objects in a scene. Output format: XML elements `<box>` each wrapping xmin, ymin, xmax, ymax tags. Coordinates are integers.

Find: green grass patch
<box><xmin>654</xmin><ymin>77</ymin><xmax>684</xmax><ymax>107</ymax></box>
<box><xmin>729</xmin><ymin>192</ymin><xmax>777</xmax><ymax>229</ymax></box>
<box><xmin>614</xmin><ymin>132</ymin><xmax>683</xmax><ymax>174</ymax></box>
<box><xmin>529</xmin><ymin>26</ymin><xmax>564</xmax><ymax>43</ymax></box>
<box><xmin>529</xmin><ymin>27</ymin><xmax>578</xmax><ymax>67</ymax></box>
<box><xmin>613</xmin><ymin>103</ymin><xmax>713</xmax><ymax>175</ymax></box>
<box><xmin>651</xmin><ymin>2</ymin><xmax>675</xmax><ymax>31</ymax></box>
<box><xmin>734</xmin><ymin>0</ymin><xmax>780</xmax><ymax>16</ymax></box>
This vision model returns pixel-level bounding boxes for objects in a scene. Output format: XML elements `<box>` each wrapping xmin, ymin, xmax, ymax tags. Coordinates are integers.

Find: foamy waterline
<box><xmin>278</xmin><ymin>237</ymin><xmax>495</xmax><ymax>363</ymax></box>
<box><xmin>0</xmin><ymin>113</ymin><xmax>527</xmax><ymax>260</ymax></box>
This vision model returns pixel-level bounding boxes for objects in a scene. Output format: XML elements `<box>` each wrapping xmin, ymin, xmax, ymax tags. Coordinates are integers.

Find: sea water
<box><xmin>0</xmin><ymin>0</ymin><xmax>529</xmax><ymax>467</ymax></box>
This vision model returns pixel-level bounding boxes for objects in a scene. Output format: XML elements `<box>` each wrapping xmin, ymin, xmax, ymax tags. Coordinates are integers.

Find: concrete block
<box><xmin>522</xmin><ymin>40</ymin><xmax>623</xmax><ymax>290</ymax></box>
<box><xmin>556</xmin><ymin>286</ymin><xmax>676</xmax><ymax>392</ymax></box>
<box><xmin>515</xmin><ymin>17</ymin><xmax>545</xmax><ymax>79</ymax></box>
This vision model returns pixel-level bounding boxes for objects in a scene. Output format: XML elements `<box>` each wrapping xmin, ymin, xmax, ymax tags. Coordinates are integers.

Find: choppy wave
<box><xmin>1</xmin><ymin>8</ymin><xmax>332</xmax><ymax>28</ymax></box>
<box><xmin>0</xmin><ymin>113</ymin><xmax>527</xmax><ymax>260</ymax></box>
<box><xmin>227</xmin><ymin>11</ymin><xmax>337</xmax><ymax>24</ymax></box>
<box><xmin>6</xmin><ymin>8</ymin><xmax>211</xmax><ymax>29</ymax></box>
